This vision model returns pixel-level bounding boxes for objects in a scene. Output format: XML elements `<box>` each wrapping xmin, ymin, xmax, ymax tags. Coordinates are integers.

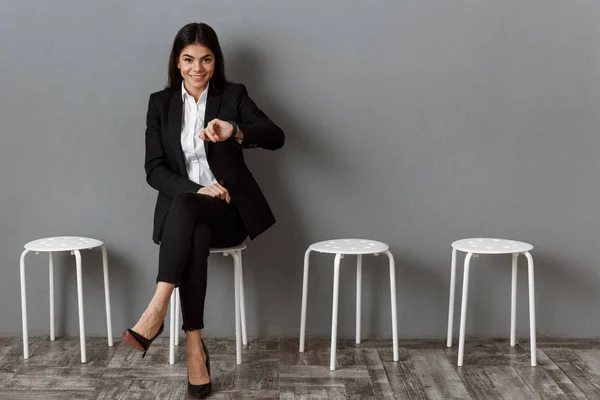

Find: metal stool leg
<box><xmin>384</xmin><ymin>250</ymin><xmax>399</xmax><ymax>362</ymax></box>
<box><xmin>238</xmin><ymin>250</ymin><xmax>248</xmax><ymax>346</ymax></box>
<box><xmin>20</xmin><ymin>250</ymin><xmax>30</xmax><ymax>359</ymax></box>
<box><xmin>457</xmin><ymin>252</ymin><xmax>474</xmax><ymax>367</ymax></box>
<box><xmin>73</xmin><ymin>250</ymin><xmax>87</xmax><ymax>363</ymax></box>
<box><xmin>299</xmin><ymin>249</ymin><xmax>312</xmax><ymax>353</ymax></box>
<box><xmin>446</xmin><ymin>248</ymin><xmax>457</xmax><ymax>347</ymax></box>
<box><xmin>100</xmin><ymin>246</ymin><xmax>113</xmax><ymax>347</ymax></box>
<box><xmin>169</xmin><ymin>289</ymin><xmax>176</xmax><ymax>365</ymax></box>
<box><xmin>49</xmin><ymin>252</ymin><xmax>55</xmax><ymax>341</ymax></box>
<box><xmin>232</xmin><ymin>251</ymin><xmax>243</xmax><ymax>365</ymax></box>
<box><xmin>510</xmin><ymin>253</ymin><xmax>518</xmax><ymax>347</ymax></box>
<box><xmin>175</xmin><ymin>289</ymin><xmax>180</xmax><ymax>346</ymax></box>
<box><xmin>330</xmin><ymin>253</ymin><xmax>342</xmax><ymax>371</ymax></box>
<box><xmin>525</xmin><ymin>251</ymin><xmax>537</xmax><ymax>366</ymax></box>
<box><xmin>355</xmin><ymin>254</ymin><xmax>362</xmax><ymax>345</ymax></box>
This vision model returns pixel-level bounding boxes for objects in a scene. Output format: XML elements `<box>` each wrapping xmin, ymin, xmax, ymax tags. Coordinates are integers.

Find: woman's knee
<box><xmin>169</xmin><ymin>193</ymin><xmax>210</xmax><ymax>223</ymax></box>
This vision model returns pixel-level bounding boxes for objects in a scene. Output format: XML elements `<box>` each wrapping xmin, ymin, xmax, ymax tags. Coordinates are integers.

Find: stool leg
<box><xmin>330</xmin><ymin>253</ymin><xmax>342</xmax><ymax>371</ymax></box>
<box><xmin>525</xmin><ymin>252</ymin><xmax>537</xmax><ymax>366</ymax></box>
<box><xmin>175</xmin><ymin>288</ymin><xmax>180</xmax><ymax>346</ymax></box>
<box><xmin>299</xmin><ymin>249</ymin><xmax>312</xmax><ymax>353</ymax></box>
<box><xmin>355</xmin><ymin>254</ymin><xmax>362</xmax><ymax>345</ymax></box>
<box><xmin>384</xmin><ymin>251</ymin><xmax>399</xmax><ymax>362</ymax></box>
<box><xmin>232</xmin><ymin>251</ymin><xmax>243</xmax><ymax>365</ymax></box>
<box><xmin>73</xmin><ymin>250</ymin><xmax>87</xmax><ymax>363</ymax></box>
<box><xmin>510</xmin><ymin>253</ymin><xmax>518</xmax><ymax>347</ymax></box>
<box><xmin>238</xmin><ymin>250</ymin><xmax>248</xmax><ymax>346</ymax></box>
<box><xmin>20</xmin><ymin>250</ymin><xmax>30</xmax><ymax>359</ymax></box>
<box><xmin>457</xmin><ymin>252</ymin><xmax>473</xmax><ymax>367</ymax></box>
<box><xmin>100</xmin><ymin>246</ymin><xmax>113</xmax><ymax>347</ymax></box>
<box><xmin>49</xmin><ymin>252</ymin><xmax>55</xmax><ymax>341</ymax></box>
<box><xmin>169</xmin><ymin>289</ymin><xmax>176</xmax><ymax>365</ymax></box>
<box><xmin>447</xmin><ymin>248</ymin><xmax>457</xmax><ymax>347</ymax></box>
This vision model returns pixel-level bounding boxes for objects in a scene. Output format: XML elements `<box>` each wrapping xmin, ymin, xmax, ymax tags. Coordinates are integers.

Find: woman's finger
<box><xmin>202</xmin><ymin>127</ymin><xmax>214</xmax><ymax>142</ymax></box>
<box><xmin>207</xmin><ymin>121</ymin><xmax>219</xmax><ymax>142</ymax></box>
<box><xmin>211</xmin><ymin>185</ymin><xmax>226</xmax><ymax>199</ymax></box>
<box><xmin>214</xmin><ymin>183</ymin><xmax>228</xmax><ymax>193</ymax></box>
<box><xmin>200</xmin><ymin>188</ymin><xmax>214</xmax><ymax>197</ymax></box>
<box><xmin>205</xmin><ymin>186</ymin><xmax>219</xmax><ymax>197</ymax></box>
<box><xmin>199</xmin><ymin>129</ymin><xmax>208</xmax><ymax>141</ymax></box>
<box><xmin>214</xmin><ymin>184</ymin><xmax>229</xmax><ymax>200</ymax></box>
<box><xmin>213</xmin><ymin>183</ymin><xmax>230</xmax><ymax>202</ymax></box>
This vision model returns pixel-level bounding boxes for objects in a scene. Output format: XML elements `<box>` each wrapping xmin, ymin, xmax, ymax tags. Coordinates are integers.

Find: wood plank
<box><xmin>233</xmin><ymin>359</ymin><xmax>279</xmax><ymax>390</ymax></box>
<box><xmin>0</xmin><ymin>390</ymin><xmax>97</xmax><ymax>400</ymax></box>
<box><xmin>545</xmin><ymin>348</ymin><xmax>600</xmax><ymax>398</ymax></box>
<box><xmin>483</xmin><ymin>366</ymin><xmax>538</xmax><ymax>400</ymax></box>
<box><xmin>363</xmin><ymin>348</ymin><xmax>394</xmax><ymax>399</ymax></box>
<box><xmin>280</xmin><ymin>337</ymin><xmax>363</xmax><ymax>368</ymax></box>
<box><xmin>413</xmin><ymin>359</ymin><xmax>472</xmax><ymax>399</ymax></box>
<box><xmin>537</xmin><ymin>339</ymin><xmax>600</xmax><ymax>349</ymax></box>
<box><xmin>2</xmin><ymin>365</ymin><xmax>104</xmax><ymax>391</ymax></box>
<box><xmin>292</xmin><ymin>385</ymin><xmax>346</xmax><ymax>399</ymax></box>
<box><xmin>533</xmin><ymin>350</ymin><xmax>587</xmax><ymax>399</ymax></box>
<box><xmin>456</xmin><ymin>366</ymin><xmax>504</xmax><ymax>400</ymax></box>
<box><xmin>495</xmin><ymin>341</ymin><xmax>579</xmax><ymax>399</ymax></box>
<box><xmin>378</xmin><ymin>347</ymin><xmax>426</xmax><ymax>400</ymax></box>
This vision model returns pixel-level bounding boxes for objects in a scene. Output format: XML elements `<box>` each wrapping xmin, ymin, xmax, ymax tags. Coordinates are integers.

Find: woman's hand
<box><xmin>200</xmin><ymin>118</ymin><xmax>234</xmax><ymax>142</ymax></box>
<box><xmin>197</xmin><ymin>183</ymin><xmax>231</xmax><ymax>203</ymax></box>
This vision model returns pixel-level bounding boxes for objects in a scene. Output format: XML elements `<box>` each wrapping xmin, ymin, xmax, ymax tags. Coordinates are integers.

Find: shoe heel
<box><xmin>121</xmin><ymin>321</ymin><xmax>165</xmax><ymax>358</ymax></box>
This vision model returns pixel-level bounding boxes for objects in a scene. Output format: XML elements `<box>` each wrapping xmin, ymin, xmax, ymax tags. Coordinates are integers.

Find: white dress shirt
<box><xmin>180</xmin><ymin>82</ymin><xmax>217</xmax><ymax>187</ymax></box>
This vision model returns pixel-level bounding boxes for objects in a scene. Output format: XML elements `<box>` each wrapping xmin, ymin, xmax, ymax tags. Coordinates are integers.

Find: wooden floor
<box><xmin>1</xmin><ymin>336</ymin><xmax>599</xmax><ymax>399</ymax></box>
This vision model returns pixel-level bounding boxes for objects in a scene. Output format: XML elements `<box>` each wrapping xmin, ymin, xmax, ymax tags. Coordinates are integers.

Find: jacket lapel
<box><xmin>168</xmin><ymin>88</ymin><xmax>187</xmax><ymax>174</ymax></box>
<box><xmin>204</xmin><ymin>85</ymin><xmax>221</xmax><ymax>157</ymax></box>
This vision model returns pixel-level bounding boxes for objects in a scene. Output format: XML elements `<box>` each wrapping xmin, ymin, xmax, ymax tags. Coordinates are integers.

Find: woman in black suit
<box><xmin>121</xmin><ymin>22</ymin><xmax>284</xmax><ymax>398</ymax></box>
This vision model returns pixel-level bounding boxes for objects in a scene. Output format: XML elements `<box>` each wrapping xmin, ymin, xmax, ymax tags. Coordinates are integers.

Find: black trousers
<box><xmin>156</xmin><ymin>192</ymin><xmax>247</xmax><ymax>331</ymax></box>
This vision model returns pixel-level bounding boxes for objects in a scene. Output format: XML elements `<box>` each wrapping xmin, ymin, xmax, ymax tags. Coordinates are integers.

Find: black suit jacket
<box><xmin>144</xmin><ymin>82</ymin><xmax>284</xmax><ymax>244</ymax></box>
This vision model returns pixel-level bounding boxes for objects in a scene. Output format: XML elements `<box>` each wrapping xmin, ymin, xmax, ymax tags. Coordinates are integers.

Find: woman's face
<box><xmin>177</xmin><ymin>43</ymin><xmax>215</xmax><ymax>93</ymax></box>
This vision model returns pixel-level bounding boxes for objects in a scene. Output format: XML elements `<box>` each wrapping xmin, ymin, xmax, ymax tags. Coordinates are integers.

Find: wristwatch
<box><xmin>230</xmin><ymin>121</ymin><xmax>242</xmax><ymax>144</ymax></box>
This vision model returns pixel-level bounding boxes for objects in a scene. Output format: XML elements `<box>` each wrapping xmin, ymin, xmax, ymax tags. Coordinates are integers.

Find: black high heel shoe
<box><xmin>187</xmin><ymin>339</ymin><xmax>212</xmax><ymax>399</ymax></box>
<box><xmin>121</xmin><ymin>321</ymin><xmax>164</xmax><ymax>358</ymax></box>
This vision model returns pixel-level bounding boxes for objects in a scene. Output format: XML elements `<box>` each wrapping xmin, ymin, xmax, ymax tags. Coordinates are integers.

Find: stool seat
<box><xmin>25</xmin><ymin>237</ymin><xmax>104</xmax><ymax>252</ymax></box>
<box><xmin>452</xmin><ymin>238</ymin><xmax>533</xmax><ymax>254</ymax></box>
<box><xmin>310</xmin><ymin>239</ymin><xmax>388</xmax><ymax>255</ymax></box>
<box><xmin>210</xmin><ymin>243</ymin><xmax>246</xmax><ymax>254</ymax></box>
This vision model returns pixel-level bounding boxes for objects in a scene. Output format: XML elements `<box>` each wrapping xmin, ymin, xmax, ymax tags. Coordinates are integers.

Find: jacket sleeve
<box><xmin>144</xmin><ymin>94</ymin><xmax>202</xmax><ymax>197</ymax></box>
<box><xmin>236</xmin><ymin>85</ymin><xmax>285</xmax><ymax>151</ymax></box>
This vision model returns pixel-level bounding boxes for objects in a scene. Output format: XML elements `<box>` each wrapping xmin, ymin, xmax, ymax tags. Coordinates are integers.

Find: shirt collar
<box><xmin>181</xmin><ymin>81</ymin><xmax>209</xmax><ymax>104</ymax></box>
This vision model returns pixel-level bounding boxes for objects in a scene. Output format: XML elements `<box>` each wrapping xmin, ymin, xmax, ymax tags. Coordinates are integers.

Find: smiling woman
<box><xmin>120</xmin><ymin>22</ymin><xmax>284</xmax><ymax>399</ymax></box>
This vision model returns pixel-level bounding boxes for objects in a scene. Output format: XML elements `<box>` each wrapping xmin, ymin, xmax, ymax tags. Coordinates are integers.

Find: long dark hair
<box><xmin>167</xmin><ymin>23</ymin><xmax>228</xmax><ymax>90</ymax></box>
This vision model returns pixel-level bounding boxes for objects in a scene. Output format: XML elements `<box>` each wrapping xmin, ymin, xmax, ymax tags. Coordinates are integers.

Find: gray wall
<box><xmin>1</xmin><ymin>0</ymin><xmax>599</xmax><ymax>340</ymax></box>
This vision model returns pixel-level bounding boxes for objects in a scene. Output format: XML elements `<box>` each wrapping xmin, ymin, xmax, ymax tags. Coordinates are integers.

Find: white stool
<box><xmin>169</xmin><ymin>243</ymin><xmax>248</xmax><ymax>365</ymax></box>
<box><xmin>20</xmin><ymin>236</ymin><xmax>113</xmax><ymax>363</ymax></box>
<box><xmin>299</xmin><ymin>239</ymin><xmax>399</xmax><ymax>371</ymax></box>
<box><xmin>446</xmin><ymin>238</ymin><xmax>536</xmax><ymax>367</ymax></box>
